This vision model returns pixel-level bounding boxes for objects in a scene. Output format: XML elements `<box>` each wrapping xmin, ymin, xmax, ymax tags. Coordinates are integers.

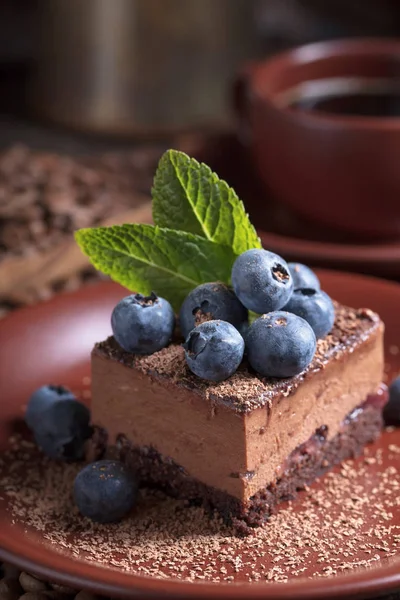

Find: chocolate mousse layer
<box><xmin>92</xmin><ymin>303</ymin><xmax>384</xmax><ymax>508</ymax></box>
<box><xmin>102</xmin><ymin>389</ymin><xmax>386</xmax><ymax>534</ymax></box>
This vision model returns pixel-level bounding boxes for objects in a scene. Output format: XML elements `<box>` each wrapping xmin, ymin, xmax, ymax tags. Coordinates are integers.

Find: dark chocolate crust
<box><xmin>101</xmin><ymin>400</ymin><xmax>384</xmax><ymax>535</ymax></box>
<box><xmin>94</xmin><ymin>303</ymin><xmax>381</xmax><ymax>413</ymax></box>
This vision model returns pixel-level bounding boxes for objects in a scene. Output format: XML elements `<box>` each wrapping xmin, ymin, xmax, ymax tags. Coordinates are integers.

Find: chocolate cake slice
<box><xmin>91</xmin><ymin>303</ymin><xmax>385</xmax><ymax>533</ymax></box>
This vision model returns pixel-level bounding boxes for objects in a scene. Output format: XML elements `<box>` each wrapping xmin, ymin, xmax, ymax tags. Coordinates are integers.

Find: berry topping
<box><xmin>288</xmin><ymin>263</ymin><xmax>320</xmax><ymax>290</ymax></box>
<box><xmin>111</xmin><ymin>292</ymin><xmax>175</xmax><ymax>354</ymax></box>
<box><xmin>183</xmin><ymin>320</ymin><xmax>244</xmax><ymax>382</ymax></box>
<box><xmin>246</xmin><ymin>311</ymin><xmax>316</xmax><ymax>378</ymax></box>
<box><xmin>25</xmin><ymin>385</ymin><xmax>92</xmax><ymax>461</ymax></box>
<box><xmin>282</xmin><ymin>288</ymin><xmax>335</xmax><ymax>339</ymax></box>
<box><xmin>231</xmin><ymin>249</ymin><xmax>293</xmax><ymax>314</ymax></box>
<box><xmin>383</xmin><ymin>376</ymin><xmax>400</xmax><ymax>426</ymax></box>
<box><xmin>74</xmin><ymin>460</ymin><xmax>138</xmax><ymax>523</ymax></box>
<box><xmin>179</xmin><ymin>282</ymin><xmax>248</xmax><ymax>339</ymax></box>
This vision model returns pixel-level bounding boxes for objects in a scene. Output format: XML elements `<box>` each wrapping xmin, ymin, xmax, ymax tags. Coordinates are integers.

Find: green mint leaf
<box><xmin>152</xmin><ymin>149</ymin><xmax>261</xmax><ymax>256</ymax></box>
<box><xmin>249</xmin><ymin>310</ymin><xmax>260</xmax><ymax>324</ymax></box>
<box><xmin>75</xmin><ymin>224</ymin><xmax>236</xmax><ymax>311</ymax></box>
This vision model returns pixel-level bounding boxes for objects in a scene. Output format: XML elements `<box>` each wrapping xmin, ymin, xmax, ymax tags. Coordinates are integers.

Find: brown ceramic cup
<box><xmin>235</xmin><ymin>38</ymin><xmax>400</xmax><ymax>240</ymax></box>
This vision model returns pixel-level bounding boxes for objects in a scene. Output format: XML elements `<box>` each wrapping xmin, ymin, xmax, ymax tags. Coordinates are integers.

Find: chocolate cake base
<box><xmin>98</xmin><ymin>390</ymin><xmax>386</xmax><ymax>535</ymax></box>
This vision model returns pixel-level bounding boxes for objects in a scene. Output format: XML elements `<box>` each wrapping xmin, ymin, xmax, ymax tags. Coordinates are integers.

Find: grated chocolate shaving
<box><xmin>1</xmin><ymin>432</ymin><xmax>399</xmax><ymax>584</ymax></box>
<box><xmin>95</xmin><ymin>302</ymin><xmax>382</xmax><ymax>413</ymax></box>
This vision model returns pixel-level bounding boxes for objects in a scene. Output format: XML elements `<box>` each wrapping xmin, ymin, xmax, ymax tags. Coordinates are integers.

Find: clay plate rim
<box><xmin>0</xmin><ymin>272</ymin><xmax>400</xmax><ymax>599</ymax></box>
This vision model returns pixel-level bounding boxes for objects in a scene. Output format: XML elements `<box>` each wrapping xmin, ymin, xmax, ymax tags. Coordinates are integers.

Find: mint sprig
<box><xmin>152</xmin><ymin>150</ymin><xmax>261</xmax><ymax>255</ymax></box>
<box><xmin>75</xmin><ymin>149</ymin><xmax>261</xmax><ymax>310</ymax></box>
<box><xmin>75</xmin><ymin>224</ymin><xmax>236</xmax><ymax>311</ymax></box>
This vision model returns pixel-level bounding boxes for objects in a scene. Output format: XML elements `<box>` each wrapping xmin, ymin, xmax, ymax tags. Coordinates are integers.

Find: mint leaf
<box><xmin>152</xmin><ymin>150</ymin><xmax>261</xmax><ymax>256</ymax></box>
<box><xmin>249</xmin><ymin>311</ymin><xmax>259</xmax><ymax>324</ymax></box>
<box><xmin>75</xmin><ymin>224</ymin><xmax>236</xmax><ymax>311</ymax></box>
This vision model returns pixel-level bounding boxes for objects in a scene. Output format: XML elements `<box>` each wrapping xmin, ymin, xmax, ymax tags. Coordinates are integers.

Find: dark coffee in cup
<box><xmin>280</xmin><ymin>77</ymin><xmax>400</xmax><ymax>118</ymax></box>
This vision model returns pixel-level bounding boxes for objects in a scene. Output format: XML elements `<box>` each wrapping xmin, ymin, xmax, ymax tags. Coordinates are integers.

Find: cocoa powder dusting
<box><xmin>95</xmin><ymin>302</ymin><xmax>381</xmax><ymax>413</ymax></box>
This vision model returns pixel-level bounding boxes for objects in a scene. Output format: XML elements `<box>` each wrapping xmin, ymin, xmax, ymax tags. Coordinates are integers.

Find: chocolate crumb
<box><xmin>1</xmin><ymin>428</ymin><xmax>400</xmax><ymax>585</ymax></box>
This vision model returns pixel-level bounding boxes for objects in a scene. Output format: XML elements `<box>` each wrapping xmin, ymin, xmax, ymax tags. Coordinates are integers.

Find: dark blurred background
<box><xmin>1</xmin><ymin>0</ymin><xmax>400</xmax><ymax>315</ymax></box>
<box><xmin>0</xmin><ymin>0</ymin><xmax>399</xmax><ymax>150</ymax></box>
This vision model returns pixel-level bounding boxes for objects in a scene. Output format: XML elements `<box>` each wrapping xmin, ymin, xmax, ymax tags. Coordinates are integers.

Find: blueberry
<box><xmin>282</xmin><ymin>288</ymin><xmax>335</xmax><ymax>339</ymax></box>
<box><xmin>183</xmin><ymin>320</ymin><xmax>244</xmax><ymax>382</ymax></box>
<box><xmin>179</xmin><ymin>282</ymin><xmax>248</xmax><ymax>339</ymax></box>
<box><xmin>288</xmin><ymin>263</ymin><xmax>320</xmax><ymax>290</ymax></box>
<box><xmin>25</xmin><ymin>385</ymin><xmax>92</xmax><ymax>461</ymax></box>
<box><xmin>111</xmin><ymin>292</ymin><xmax>175</xmax><ymax>354</ymax></box>
<box><xmin>246</xmin><ymin>311</ymin><xmax>316</xmax><ymax>378</ymax></box>
<box><xmin>74</xmin><ymin>460</ymin><xmax>138</xmax><ymax>523</ymax></box>
<box><xmin>231</xmin><ymin>249</ymin><xmax>293</xmax><ymax>314</ymax></box>
<box><xmin>25</xmin><ymin>385</ymin><xmax>75</xmax><ymax>430</ymax></box>
<box><xmin>383</xmin><ymin>376</ymin><xmax>400</xmax><ymax>426</ymax></box>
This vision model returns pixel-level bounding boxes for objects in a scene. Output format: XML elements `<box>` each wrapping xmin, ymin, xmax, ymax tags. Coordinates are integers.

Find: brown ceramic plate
<box><xmin>0</xmin><ymin>272</ymin><xmax>400</xmax><ymax>599</ymax></box>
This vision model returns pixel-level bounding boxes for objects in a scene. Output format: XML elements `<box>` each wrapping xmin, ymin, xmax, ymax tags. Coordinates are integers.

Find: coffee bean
<box><xmin>19</xmin><ymin>572</ymin><xmax>48</xmax><ymax>593</ymax></box>
<box><xmin>74</xmin><ymin>592</ymin><xmax>101</xmax><ymax>600</ymax></box>
<box><xmin>0</xmin><ymin>577</ymin><xmax>23</xmax><ymax>600</ymax></box>
<box><xmin>50</xmin><ymin>583</ymin><xmax>77</xmax><ymax>595</ymax></box>
<box><xmin>20</xmin><ymin>594</ymin><xmax>50</xmax><ymax>600</ymax></box>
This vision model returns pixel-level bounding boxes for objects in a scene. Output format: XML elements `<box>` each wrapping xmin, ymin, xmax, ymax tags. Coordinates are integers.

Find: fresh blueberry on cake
<box><xmin>111</xmin><ymin>292</ymin><xmax>175</xmax><ymax>354</ymax></box>
<box><xmin>231</xmin><ymin>249</ymin><xmax>293</xmax><ymax>314</ymax></box>
<box><xmin>282</xmin><ymin>288</ymin><xmax>335</xmax><ymax>339</ymax></box>
<box><xmin>179</xmin><ymin>282</ymin><xmax>248</xmax><ymax>339</ymax></box>
<box><xmin>183</xmin><ymin>320</ymin><xmax>245</xmax><ymax>382</ymax></box>
<box><xmin>288</xmin><ymin>262</ymin><xmax>321</xmax><ymax>290</ymax></box>
<box><xmin>246</xmin><ymin>311</ymin><xmax>317</xmax><ymax>378</ymax></box>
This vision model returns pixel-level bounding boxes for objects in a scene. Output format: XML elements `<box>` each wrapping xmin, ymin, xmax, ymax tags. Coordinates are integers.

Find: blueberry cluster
<box><xmin>25</xmin><ymin>385</ymin><xmax>139</xmax><ymax>523</ymax></box>
<box><xmin>111</xmin><ymin>249</ymin><xmax>336</xmax><ymax>382</ymax></box>
<box><xmin>180</xmin><ymin>251</ymin><xmax>334</xmax><ymax>381</ymax></box>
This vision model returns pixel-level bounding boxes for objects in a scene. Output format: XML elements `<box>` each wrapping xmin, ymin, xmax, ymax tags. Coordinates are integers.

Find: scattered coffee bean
<box><xmin>74</xmin><ymin>592</ymin><xmax>101</xmax><ymax>600</ymax></box>
<box><xmin>50</xmin><ymin>583</ymin><xmax>77</xmax><ymax>595</ymax></box>
<box><xmin>19</xmin><ymin>572</ymin><xmax>48</xmax><ymax>593</ymax></box>
<box><xmin>0</xmin><ymin>577</ymin><xmax>23</xmax><ymax>600</ymax></box>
